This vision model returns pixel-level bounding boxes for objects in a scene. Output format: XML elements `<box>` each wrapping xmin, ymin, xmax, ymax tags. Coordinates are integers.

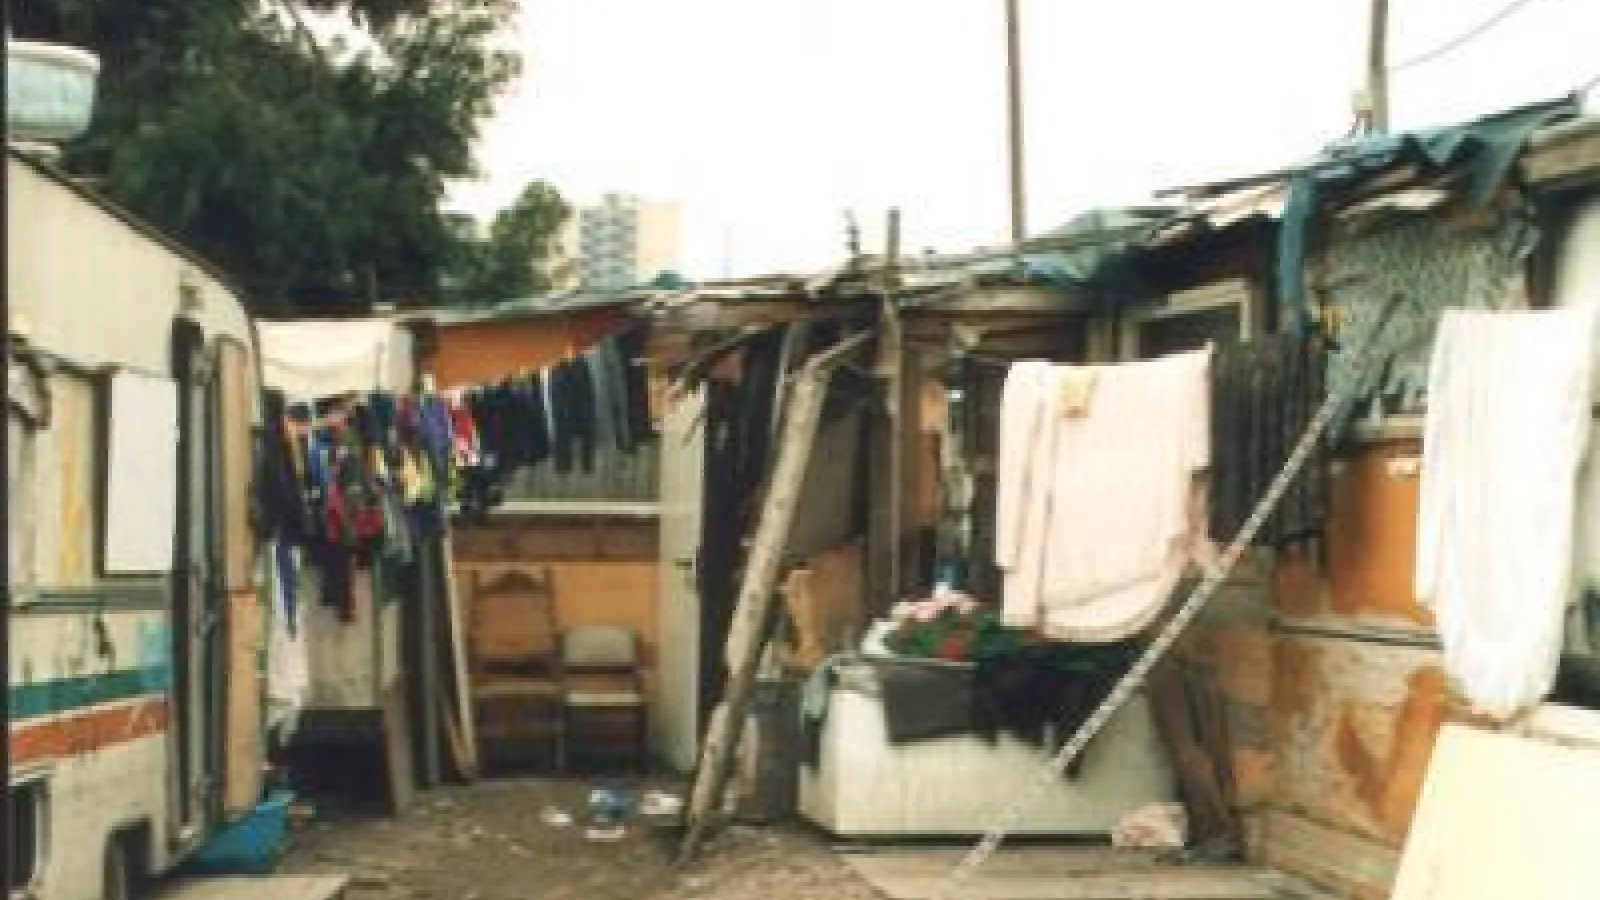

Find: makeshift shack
<box><xmin>671</xmin><ymin>98</ymin><xmax>1600</xmax><ymax>900</ymax></box>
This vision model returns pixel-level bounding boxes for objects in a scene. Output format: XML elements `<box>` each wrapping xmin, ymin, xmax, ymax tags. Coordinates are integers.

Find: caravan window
<box><xmin>102</xmin><ymin>371</ymin><xmax>180</xmax><ymax>576</ymax></box>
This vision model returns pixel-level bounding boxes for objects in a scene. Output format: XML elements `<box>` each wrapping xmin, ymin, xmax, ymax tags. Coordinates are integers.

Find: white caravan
<box><xmin>6</xmin><ymin>145</ymin><xmax>263</xmax><ymax>900</ymax></box>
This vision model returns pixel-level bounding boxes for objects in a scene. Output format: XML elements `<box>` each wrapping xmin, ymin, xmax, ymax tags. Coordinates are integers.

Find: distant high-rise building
<box><xmin>570</xmin><ymin>194</ymin><xmax>681</xmax><ymax>292</ymax></box>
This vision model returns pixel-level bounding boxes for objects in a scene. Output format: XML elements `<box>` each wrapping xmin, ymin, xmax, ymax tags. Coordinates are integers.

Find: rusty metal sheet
<box><xmin>1271</xmin><ymin>632</ymin><xmax>1460</xmax><ymax>844</ymax></box>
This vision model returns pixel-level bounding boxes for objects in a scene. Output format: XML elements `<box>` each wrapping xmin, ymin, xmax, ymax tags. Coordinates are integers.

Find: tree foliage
<box><xmin>10</xmin><ymin>0</ymin><xmax>521</xmax><ymax>314</ymax></box>
<box><xmin>444</xmin><ymin>180</ymin><xmax>572</xmax><ymax>307</ymax></box>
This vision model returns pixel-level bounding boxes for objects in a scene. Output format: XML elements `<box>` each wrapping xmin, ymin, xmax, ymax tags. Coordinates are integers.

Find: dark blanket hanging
<box><xmin>695</xmin><ymin>329</ymin><xmax>788</xmax><ymax>714</ymax></box>
<box><xmin>550</xmin><ymin>357</ymin><xmax>599</xmax><ymax>473</ymax></box>
<box><xmin>616</xmin><ymin>324</ymin><xmax>654</xmax><ymax>446</ymax></box>
<box><xmin>1208</xmin><ymin>332</ymin><xmax>1328</xmax><ymax>546</ymax></box>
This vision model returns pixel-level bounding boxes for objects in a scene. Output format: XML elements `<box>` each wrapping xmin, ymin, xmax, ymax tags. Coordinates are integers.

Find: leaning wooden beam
<box><xmin>676</xmin><ymin>328</ymin><xmax>874</xmax><ymax>865</ymax></box>
<box><xmin>440</xmin><ymin>530</ymin><xmax>480</xmax><ymax>780</ymax></box>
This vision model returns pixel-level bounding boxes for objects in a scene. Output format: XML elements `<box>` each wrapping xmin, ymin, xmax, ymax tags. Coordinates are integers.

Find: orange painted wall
<box><xmin>425</xmin><ymin>308</ymin><xmax>627</xmax><ymax>390</ymax></box>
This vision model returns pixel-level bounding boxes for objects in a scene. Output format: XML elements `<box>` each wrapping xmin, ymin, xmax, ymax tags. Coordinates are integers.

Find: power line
<box><xmin>1390</xmin><ymin>0</ymin><xmax>1540</xmax><ymax>73</ymax></box>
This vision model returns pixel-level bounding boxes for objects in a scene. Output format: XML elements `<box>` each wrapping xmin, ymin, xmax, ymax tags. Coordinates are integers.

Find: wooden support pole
<box><xmin>677</xmin><ymin>330</ymin><xmax>872</xmax><ymax>865</ymax></box>
<box><xmin>1005</xmin><ymin>0</ymin><xmax>1028</xmax><ymax>254</ymax></box>
<box><xmin>1366</xmin><ymin>0</ymin><xmax>1390</xmax><ymax>133</ymax></box>
<box><xmin>879</xmin><ymin>209</ymin><xmax>906</xmax><ymax>602</ymax></box>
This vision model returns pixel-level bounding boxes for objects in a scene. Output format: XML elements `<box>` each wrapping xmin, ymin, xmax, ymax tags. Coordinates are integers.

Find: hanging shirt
<box><xmin>1415</xmin><ymin>307</ymin><xmax>1598</xmax><ymax>718</ymax></box>
<box><xmin>996</xmin><ymin>348</ymin><xmax>1212</xmax><ymax>643</ymax></box>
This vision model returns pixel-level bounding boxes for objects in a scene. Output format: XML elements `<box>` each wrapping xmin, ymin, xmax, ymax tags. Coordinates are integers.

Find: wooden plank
<box><xmin>678</xmin><ymin>330</ymin><xmax>871</xmax><ymax>863</ymax></box>
<box><xmin>413</xmin><ymin>550</ymin><xmax>442</xmax><ymax>789</ymax></box>
<box><xmin>217</xmin><ymin>341</ymin><xmax>256</xmax><ymax>592</ymax></box>
<box><xmin>439</xmin><ymin>530</ymin><xmax>479</xmax><ymax>779</ymax></box>
<box><xmin>224</xmin><ymin>590</ymin><xmax>265</xmax><ymax>817</ymax></box>
<box><xmin>380</xmin><ymin>683</ymin><xmax>415</xmax><ymax>816</ymax></box>
<box><xmin>1391</xmin><ymin>725</ymin><xmax>1600</xmax><ymax>900</ymax></box>
<box><xmin>439</xmin><ymin>679</ymin><xmax>470</xmax><ymax>780</ymax></box>
<box><xmin>155</xmin><ymin>875</ymin><xmax>349</xmax><ymax>900</ymax></box>
<box><xmin>1526</xmin><ymin>121</ymin><xmax>1600</xmax><ymax>188</ymax></box>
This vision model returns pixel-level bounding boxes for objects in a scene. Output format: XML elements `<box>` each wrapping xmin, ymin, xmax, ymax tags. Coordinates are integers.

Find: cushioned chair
<box><xmin>559</xmin><ymin>625</ymin><xmax>648</xmax><ymax>773</ymax></box>
<box><xmin>469</xmin><ymin>567</ymin><xmax>565</xmax><ymax>771</ymax></box>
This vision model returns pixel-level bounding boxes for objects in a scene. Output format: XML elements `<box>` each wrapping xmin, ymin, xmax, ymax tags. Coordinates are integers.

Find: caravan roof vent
<box><xmin>7</xmin><ymin>40</ymin><xmax>100</xmax><ymax>145</ymax></box>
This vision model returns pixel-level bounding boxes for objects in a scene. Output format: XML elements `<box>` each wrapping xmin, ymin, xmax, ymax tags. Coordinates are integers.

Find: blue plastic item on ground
<box><xmin>185</xmin><ymin>791</ymin><xmax>295</xmax><ymax>875</ymax></box>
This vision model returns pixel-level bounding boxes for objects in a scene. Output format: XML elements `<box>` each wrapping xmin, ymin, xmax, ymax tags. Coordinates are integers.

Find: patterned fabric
<box><xmin>1321</xmin><ymin>211</ymin><xmax>1536</xmax><ymax>437</ymax></box>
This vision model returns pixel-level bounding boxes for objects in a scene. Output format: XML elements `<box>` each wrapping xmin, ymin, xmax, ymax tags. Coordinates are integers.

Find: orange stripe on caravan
<box><xmin>9</xmin><ymin>698</ymin><xmax>170</xmax><ymax>767</ymax></box>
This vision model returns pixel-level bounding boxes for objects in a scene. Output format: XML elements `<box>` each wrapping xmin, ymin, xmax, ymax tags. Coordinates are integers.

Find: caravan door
<box><xmin>170</xmin><ymin>331</ymin><xmax>224</xmax><ymax>841</ymax></box>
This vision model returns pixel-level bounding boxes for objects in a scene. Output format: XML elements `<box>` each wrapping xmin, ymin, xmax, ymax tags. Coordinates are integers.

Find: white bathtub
<box><xmin>797</xmin><ymin>662</ymin><xmax>1176</xmax><ymax>838</ymax></box>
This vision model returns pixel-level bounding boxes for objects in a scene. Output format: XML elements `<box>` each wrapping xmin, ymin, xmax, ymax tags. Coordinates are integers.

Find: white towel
<box><xmin>996</xmin><ymin>348</ymin><xmax>1212</xmax><ymax>642</ymax></box>
<box><xmin>1416</xmin><ymin>308</ymin><xmax>1598</xmax><ymax>718</ymax></box>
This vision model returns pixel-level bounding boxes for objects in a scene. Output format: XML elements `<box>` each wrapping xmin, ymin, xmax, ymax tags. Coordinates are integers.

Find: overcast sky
<box><xmin>444</xmin><ymin>0</ymin><xmax>1598</xmax><ymax>279</ymax></box>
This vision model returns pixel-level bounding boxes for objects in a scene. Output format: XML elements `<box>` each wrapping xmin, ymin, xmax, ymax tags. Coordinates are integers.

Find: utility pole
<box><xmin>1365</xmin><ymin>0</ymin><xmax>1391</xmax><ymax>132</ymax></box>
<box><xmin>1005</xmin><ymin>0</ymin><xmax>1027</xmax><ymax>257</ymax></box>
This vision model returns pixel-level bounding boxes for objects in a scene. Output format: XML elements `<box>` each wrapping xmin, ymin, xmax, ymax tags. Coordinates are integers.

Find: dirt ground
<box><xmin>279</xmin><ymin>778</ymin><xmax>885</xmax><ymax>900</ymax></box>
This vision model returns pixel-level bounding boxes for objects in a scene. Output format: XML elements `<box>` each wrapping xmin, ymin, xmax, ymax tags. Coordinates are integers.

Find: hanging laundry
<box><xmin>264</xmin><ymin>540</ymin><xmax>309</xmax><ymax>738</ymax></box>
<box><xmin>996</xmin><ymin>348</ymin><xmax>1212</xmax><ymax>643</ymax></box>
<box><xmin>510</xmin><ymin>373</ymin><xmax>552</xmax><ymax>468</ymax></box>
<box><xmin>1208</xmin><ymin>333</ymin><xmax>1328</xmax><ymax>546</ymax></box>
<box><xmin>585</xmin><ymin>341</ymin><xmax>622</xmax><ymax>454</ymax></box>
<box><xmin>256</xmin><ymin>387</ymin><xmax>461</xmax><ymax>622</ymax></box>
<box><xmin>254</xmin><ymin>391</ymin><xmax>314</xmax><ymax>544</ymax></box>
<box><xmin>550</xmin><ymin>356</ymin><xmax>599</xmax><ymax>473</ymax></box>
<box><xmin>617</xmin><ymin>324</ymin><xmax>654</xmax><ymax>443</ymax></box>
<box><xmin>1416</xmin><ymin>307</ymin><xmax>1598</xmax><ymax>718</ymax></box>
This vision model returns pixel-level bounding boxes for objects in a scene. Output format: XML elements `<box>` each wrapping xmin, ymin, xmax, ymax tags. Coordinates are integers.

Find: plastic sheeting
<box><xmin>258</xmin><ymin>319</ymin><xmax>414</xmax><ymax>399</ymax></box>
